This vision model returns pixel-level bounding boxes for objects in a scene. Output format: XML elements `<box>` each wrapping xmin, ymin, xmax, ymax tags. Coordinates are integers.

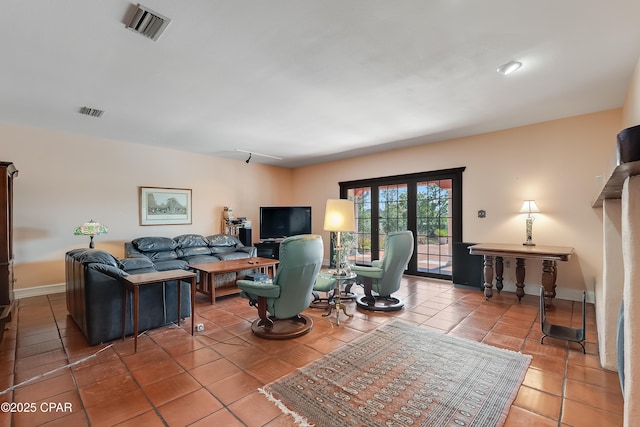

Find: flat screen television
<box><xmin>259</xmin><ymin>206</ymin><xmax>312</xmax><ymax>240</ymax></box>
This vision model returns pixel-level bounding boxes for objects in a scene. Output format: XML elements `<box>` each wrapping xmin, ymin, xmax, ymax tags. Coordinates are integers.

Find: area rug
<box><xmin>260</xmin><ymin>321</ymin><xmax>531</xmax><ymax>427</ymax></box>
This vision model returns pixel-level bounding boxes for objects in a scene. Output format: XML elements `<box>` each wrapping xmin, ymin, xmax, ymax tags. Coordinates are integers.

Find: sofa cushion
<box><xmin>182</xmin><ymin>255</ymin><xmax>220</xmax><ymax>265</ymax></box>
<box><xmin>174</xmin><ymin>234</ymin><xmax>209</xmax><ymax>248</ymax></box>
<box><xmin>207</xmin><ymin>234</ymin><xmax>242</xmax><ymax>248</ymax></box>
<box><xmin>147</xmin><ymin>250</ymin><xmax>179</xmax><ymax>262</ymax></box>
<box><xmin>119</xmin><ymin>257</ymin><xmax>155</xmax><ymax>272</ymax></box>
<box><xmin>77</xmin><ymin>250</ymin><xmax>120</xmax><ymax>267</ymax></box>
<box><xmin>132</xmin><ymin>236</ymin><xmax>178</xmax><ymax>252</ymax></box>
<box><xmin>215</xmin><ymin>251</ymin><xmax>251</xmax><ymax>261</ymax></box>
<box><xmin>152</xmin><ymin>259</ymin><xmax>189</xmax><ymax>271</ymax></box>
<box><xmin>176</xmin><ymin>246</ymin><xmax>212</xmax><ymax>258</ymax></box>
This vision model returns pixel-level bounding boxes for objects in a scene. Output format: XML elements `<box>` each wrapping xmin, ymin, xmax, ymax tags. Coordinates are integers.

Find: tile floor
<box><xmin>0</xmin><ymin>276</ymin><xmax>624</xmax><ymax>426</ymax></box>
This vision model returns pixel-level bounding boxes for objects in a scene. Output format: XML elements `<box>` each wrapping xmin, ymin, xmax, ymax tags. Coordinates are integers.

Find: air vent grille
<box><xmin>79</xmin><ymin>107</ymin><xmax>104</xmax><ymax>118</ymax></box>
<box><xmin>126</xmin><ymin>4</ymin><xmax>170</xmax><ymax>41</ymax></box>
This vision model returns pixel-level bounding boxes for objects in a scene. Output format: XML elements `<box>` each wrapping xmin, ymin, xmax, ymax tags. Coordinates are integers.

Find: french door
<box><xmin>340</xmin><ymin>168</ymin><xmax>464</xmax><ymax>279</ymax></box>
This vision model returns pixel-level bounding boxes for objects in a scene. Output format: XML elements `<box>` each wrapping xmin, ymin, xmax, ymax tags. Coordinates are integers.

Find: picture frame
<box><xmin>139</xmin><ymin>187</ymin><xmax>192</xmax><ymax>226</ymax></box>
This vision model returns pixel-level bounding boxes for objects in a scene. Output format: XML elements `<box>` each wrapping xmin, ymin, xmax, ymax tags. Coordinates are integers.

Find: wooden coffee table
<box><xmin>191</xmin><ymin>257</ymin><xmax>279</xmax><ymax>304</ymax></box>
<box><xmin>121</xmin><ymin>269</ymin><xmax>197</xmax><ymax>352</ymax></box>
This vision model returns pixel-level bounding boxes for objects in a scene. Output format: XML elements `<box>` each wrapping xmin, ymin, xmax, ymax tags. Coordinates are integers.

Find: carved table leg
<box><xmin>495</xmin><ymin>256</ymin><xmax>504</xmax><ymax>293</ymax></box>
<box><xmin>483</xmin><ymin>255</ymin><xmax>494</xmax><ymax>299</ymax></box>
<box><xmin>515</xmin><ymin>258</ymin><xmax>526</xmax><ymax>301</ymax></box>
<box><xmin>541</xmin><ymin>260</ymin><xmax>557</xmax><ymax>308</ymax></box>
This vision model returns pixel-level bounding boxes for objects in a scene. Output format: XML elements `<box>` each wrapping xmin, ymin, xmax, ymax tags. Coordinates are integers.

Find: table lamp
<box><xmin>74</xmin><ymin>219</ymin><xmax>108</xmax><ymax>248</ymax></box>
<box><xmin>520</xmin><ymin>200</ymin><xmax>540</xmax><ymax>246</ymax></box>
<box><xmin>323</xmin><ymin>199</ymin><xmax>355</xmax><ymax>276</ymax></box>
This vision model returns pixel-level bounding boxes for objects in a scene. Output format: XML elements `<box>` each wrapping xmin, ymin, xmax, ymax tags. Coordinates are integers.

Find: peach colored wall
<box><xmin>622</xmin><ymin>56</ymin><xmax>640</xmax><ymax>127</ymax></box>
<box><xmin>293</xmin><ymin>109</ymin><xmax>622</xmax><ymax>299</ymax></box>
<box><xmin>0</xmin><ymin>122</ymin><xmax>293</xmax><ymax>289</ymax></box>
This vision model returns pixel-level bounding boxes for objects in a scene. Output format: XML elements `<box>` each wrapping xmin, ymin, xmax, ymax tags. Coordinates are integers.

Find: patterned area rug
<box><xmin>261</xmin><ymin>321</ymin><xmax>531</xmax><ymax>427</ymax></box>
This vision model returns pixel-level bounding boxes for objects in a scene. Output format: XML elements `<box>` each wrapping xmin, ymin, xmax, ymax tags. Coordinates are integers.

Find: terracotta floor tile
<box><xmin>522</xmin><ymin>367</ymin><xmax>564</xmax><ymax>396</ymax></box>
<box><xmin>112</xmin><ymin>410</ymin><xmax>165</xmax><ymax>426</ymax></box>
<box><xmin>142</xmin><ymin>371</ymin><xmax>201</xmax><ymax>407</ymax></box>
<box><xmin>244</xmin><ymin>357</ymin><xmax>296</xmax><ymax>384</ymax></box>
<box><xmin>482</xmin><ymin>331</ymin><xmax>525</xmax><ymax>352</ymax></box>
<box><xmin>277</xmin><ymin>344</ymin><xmax>323</xmax><ymax>368</ymax></box>
<box><xmin>72</xmin><ymin>357</ymin><xmax>129</xmax><ymax>388</ymax></box>
<box><xmin>512</xmin><ymin>385</ymin><xmax>562</xmax><ymax>420</ymax></box>
<box><xmin>190</xmin><ymin>408</ymin><xmax>247</xmax><ymax>427</ymax></box>
<box><xmin>35</xmin><ymin>410</ymin><xmax>89</xmax><ymax>427</ymax></box>
<box><xmin>529</xmin><ymin>353</ymin><xmax>567</xmax><ymax>377</ymax></box>
<box><xmin>0</xmin><ymin>279</ymin><xmax>624</xmax><ymax>426</ymax></box>
<box><xmin>228</xmin><ymin>391</ymin><xmax>283</xmax><ymax>427</ymax></box>
<box><xmin>566</xmin><ymin>363</ymin><xmax>621</xmax><ymax>390</ymax></box>
<box><xmin>189</xmin><ymin>357</ymin><xmax>242</xmax><ymax>386</ymax></box>
<box><xmin>492</xmin><ymin>322</ymin><xmax>532</xmax><ymax>339</ymax></box>
<box><xmin>561</xmin><ymin>399</ymin><xmax>624</xmax><ymax>427</ymax></box>
<box><xmin>174</xmin><ymin>346</ymin><xmax>221</xmax><ymax>370</ymax></box>
<box><xmin>564</xmin><ymin>379</ymin><xmax>624</xmax><ymax>413</ymax></box>
<box><xmin>12</xmin><ymin>389</ymin><xmax>82</xmax><ymax>427</ymax></box>
<box><xmin>85</xmin><ymin>388</ymin><xmax>152</xmax><ymax>427</ymax></box>
<box><xmin>206</xmin><ymin>371</ymin><xmax>263</xmax><ymax>405</ymax></box>
<box><xmin>157</xmin><ymin>388</ymin><xmax>223</xmax><ymax>426</ymax></box>
<box><xmin>79</xmin><ymin>374</ymin><xmax>140</xmax><ymax>408</ymax></box>
<box><xmin>130</xmin><ymin>357</ymin><xmax>185</xmax><ymax>386</ymax></box>
<box><xmin>13</xmin><ymin>369</ymin><xmax>76</xmax><ymax>403</ymax></box>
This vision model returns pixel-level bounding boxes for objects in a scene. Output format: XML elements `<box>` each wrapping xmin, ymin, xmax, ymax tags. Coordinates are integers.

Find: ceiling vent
<box><xmin>125</xmin><ymin>4</ymin><xmax>170</xmax><ymax>41</ymax></box>
<box><xmin>79</xmin><ymin>107</ymin><xmax>104</xmax><ymax>118</ymax></box>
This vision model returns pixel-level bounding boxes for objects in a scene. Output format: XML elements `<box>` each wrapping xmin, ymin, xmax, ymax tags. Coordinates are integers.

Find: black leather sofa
<box><xmin>124</xmin><ymin>233</ymin><xmax>256</xmax><ymax>287</ymax></box>
<box><xmin>65</xmin><ymin>248</ymin><xmax>191</xmax><ymax>346</ymax></box>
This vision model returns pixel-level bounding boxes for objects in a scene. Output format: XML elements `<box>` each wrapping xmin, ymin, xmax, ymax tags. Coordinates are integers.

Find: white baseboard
<box><xmin>14</xmin><ymin>283</ymin><xmax>65</xmax><ymax>299</ymax></box>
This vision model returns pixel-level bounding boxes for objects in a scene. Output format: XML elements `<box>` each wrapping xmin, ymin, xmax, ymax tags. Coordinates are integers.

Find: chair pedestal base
<box><xmin>355</xmin><ymin>295</ymin><xmax>404</xmax><ymax>312</ymax></box>
<box><xmin>250</xmin><ymin>314</ymin><xmax>313</xmax><ymax>339</ymax></box>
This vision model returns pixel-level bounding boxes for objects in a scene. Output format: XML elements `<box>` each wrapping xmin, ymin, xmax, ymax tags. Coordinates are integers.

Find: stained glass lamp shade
<box><xmin>74</xmin><ymin>220</ymin><xmax>108</xmax><ymax>248</ymax></box>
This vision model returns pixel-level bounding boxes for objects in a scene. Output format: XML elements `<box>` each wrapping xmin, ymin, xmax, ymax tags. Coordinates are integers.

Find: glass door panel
<box><xmin>347</xmin><ymin>187</ymin><xmax>372</xmax><ymax>265</ymax></box>
<box><xmin>378</xmin><ymin>184</ymin><xmax>408</xmax><ymax>260</ymax></box>
<box><xmin>416</xmin><ymin>180</ymin><xmax>453</xmax><ymax>275</ymax></box>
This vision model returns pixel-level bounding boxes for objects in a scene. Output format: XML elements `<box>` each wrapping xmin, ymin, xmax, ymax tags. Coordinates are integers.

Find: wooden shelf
<box><xmin>593</xmin><ymin>125</ymin><xmax>640</xmax><ymax>207</ymax></box>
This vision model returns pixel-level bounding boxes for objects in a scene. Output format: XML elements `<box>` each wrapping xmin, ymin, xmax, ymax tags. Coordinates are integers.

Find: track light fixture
<box><xmin>235</xmin><ymin>149</ymin><xmax>283</xmax><ymax>161</ymax></box>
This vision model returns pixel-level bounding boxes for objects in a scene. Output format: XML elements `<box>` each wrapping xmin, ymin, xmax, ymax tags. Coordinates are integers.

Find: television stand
<box><xmin>256</xmin><ymin>241</ymin><xmax>280</xmax><ymax>260</ymax></box>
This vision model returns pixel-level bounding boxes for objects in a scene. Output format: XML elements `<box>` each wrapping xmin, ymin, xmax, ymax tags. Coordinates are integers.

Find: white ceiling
<box><xmin>1</xmin><ymin>1</ymin><xmax>640</xmax><ymax>168</ymax></box>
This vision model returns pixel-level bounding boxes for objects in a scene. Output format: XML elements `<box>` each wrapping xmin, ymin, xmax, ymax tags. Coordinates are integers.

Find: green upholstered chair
<box><xmin>351</xmin><ymin>230</ymin><xmax>414</xmax><ymax>312</ymax></box>
<box><xmin>237</xmin><ymin>234</ymin><xmax>323</xmax><ymax>339</ymax></box>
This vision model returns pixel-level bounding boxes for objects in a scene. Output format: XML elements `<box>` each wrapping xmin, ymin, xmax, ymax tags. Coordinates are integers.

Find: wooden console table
<box><xmin>468</xmin><ymin>243</ymin><xmax>574</xmax><ymax>305</ymax></box>
<box><xmin>121</xmin><ymin>269</ymin><xmax>197</xmax><ymax>352</ymax></box>
<box><xmin>191</xmin><ymin>257</ymin><xmax>279</xmax><ymax>304</ymax></box>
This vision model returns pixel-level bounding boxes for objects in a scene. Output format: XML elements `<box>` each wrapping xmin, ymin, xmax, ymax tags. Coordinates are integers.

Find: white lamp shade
<box><xmin>323</xmin><ymin>199</ymin><xmax>355</xmax><ymax>232</ymax></box>
<box><xmin>519</xmin><ymin>200</ymin><xmax>540</xmax><ymax>214</ymax></box>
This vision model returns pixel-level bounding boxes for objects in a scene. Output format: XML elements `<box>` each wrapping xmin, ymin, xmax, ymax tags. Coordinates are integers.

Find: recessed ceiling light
<box><xmin>497</xmin><ymin>61</ymin><xmax>522</xmax><ymax>75</ymax></box>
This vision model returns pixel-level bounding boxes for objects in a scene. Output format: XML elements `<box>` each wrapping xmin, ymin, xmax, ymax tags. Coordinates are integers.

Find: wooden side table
<box><xmin>121</xmin><ymin>270</ymin><xmax>197</xmax><ymax>352</ymax></box>
<box><xmin>468</xmin><ymin>243</ymin><xmax>574</xmax><ymax>305</ymax></box>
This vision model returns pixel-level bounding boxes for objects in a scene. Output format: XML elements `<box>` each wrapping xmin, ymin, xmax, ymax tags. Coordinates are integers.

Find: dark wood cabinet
<box><xmin>0</xmin><ymin>162</ymin><xmax>17</xmax><ymax>344</ymax></box>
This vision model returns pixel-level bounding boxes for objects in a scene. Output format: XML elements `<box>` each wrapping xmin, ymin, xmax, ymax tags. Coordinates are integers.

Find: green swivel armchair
<box><xmin>351</xmin><ymin>230</ymin><xmax>414</xmax><ymax>312</ymax></box>
<box><xmin>237</xmin><ymin>234</ymin><xmax>323</xmax><ymax>339</ymax></box>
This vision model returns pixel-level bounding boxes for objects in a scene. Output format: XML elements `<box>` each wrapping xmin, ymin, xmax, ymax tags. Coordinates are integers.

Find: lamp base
<box><xmin>523</xmin><ymin>241</ymin><xmax>536</xmax><ymax>246</ymax></box>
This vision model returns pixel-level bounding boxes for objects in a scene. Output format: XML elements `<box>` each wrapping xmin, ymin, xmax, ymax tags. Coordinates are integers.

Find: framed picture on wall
<box><xmin>139</xmin><ymin>187</ymin><xmax>192</xmax><ymax>225</ymax></box>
